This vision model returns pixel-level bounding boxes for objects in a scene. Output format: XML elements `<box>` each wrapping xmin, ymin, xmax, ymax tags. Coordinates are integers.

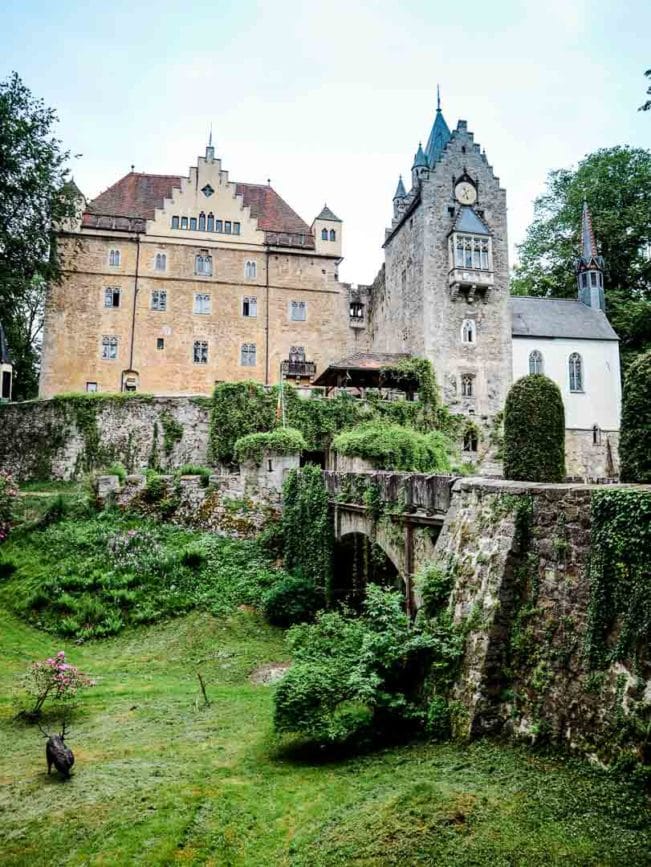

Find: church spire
<box><xmin>393</xmin><ymin>175</ymin><xmax>407</xmax><ymax>200</ymax></box>
<box><xmin>424</xmin><ymin>88</ymin><xmax>451</xmax><ymax>168</ymax></box>
<box><xmin>576</xmin><ymin>200</ymin><xmax>605</xmax><ymax>311</ymax></box>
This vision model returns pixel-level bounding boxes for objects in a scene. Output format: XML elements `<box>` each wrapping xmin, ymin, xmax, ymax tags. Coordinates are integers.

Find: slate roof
<box><xmin>393</xmin><ymin>176</ymin><xmax>407</xmax><ymax>199</ymax></box>
<box><xmin>412</xmin><ymin>142</ymin><xmax>428</xmax><ymax>169</ymax></box>
<box><xmin>510</xmin><ymin>297</ymin><xmax>618</xmax><ymax>341</ymax></box>
<box><xmin>453</xmin><ymin>206</ymin><xmax>490</xmax><ymax>235</ymax></box>
<box><xmin>81</xmin><ymin>172</ymin><xmax>312</xmax><ymax>236</ymax></box>
<box><xmin>424</xmin><ymin>107</ymin><xmax>451</xmax><ymax>167</ymax></box>
<box><xmin>0</xmin><ymin>322</ymin><xmax>11</xmax><ymax>364</ymax></box>
<box><xmin>312</xmin><ymin>352</ymin><xmax>416</xmax><ymax>389</ymax></box>
<box><xmin>315</xmin><ymin>204</ymin><xmax>342</xmax><ymax>223</ymax></box>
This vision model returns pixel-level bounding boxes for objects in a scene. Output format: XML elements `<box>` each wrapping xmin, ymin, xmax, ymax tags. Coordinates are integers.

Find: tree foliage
<box><xmin>234</xmin><ymin>427</ymin><xmax>306</xmax><ymax>464</ymax></box>
<box><xmin>332</xmin><ymin>422</ymin><xmax>453</xmax><ymax>472</ymax></box>
<box><xmin>511</xmin><ymin>147</ymin><xmax>651</xmax><ymax>370</ymax></box>
<box><xmin>0</xmin><ymin>73</ymin><xmax>78</xmax><ymax>399</ymax></box>
<box><xmin>282</xmin><ymin>466</ymin><xmax>332</xmax><ymax>597</ymax></box>
<box><xmin>639</xmin><ymin>69</ymin><xmax>651</xmax><ymax>112</ymax></box>
<box><xmin>619</xmin><ymin>349</ymin><xmax>651</xmax><ymax>483</ymax></box>
<box><xmin>503</xmin><ymin>375</ymin><xmax>565</xmax><ymax>482</ymax></box>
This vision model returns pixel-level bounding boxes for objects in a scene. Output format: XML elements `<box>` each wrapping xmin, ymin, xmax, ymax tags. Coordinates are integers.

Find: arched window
<box><xmin>245</xmin><ymin>260</ymin><xmax>257</xmax><ymax>280</ymax></box>
<box><xmin>529</xmin><ymin>350</ymin><xmax>543</xmax><ymax>375</ymax></box>
<box><xmin>461</xmin><ymin>319</ymin><xmax>475</xmax><ymax>344</ymax></box>
<box><xmin>109</xmin><ymin>249</ymin><xmax>120</xmax><ymax>267</ymax></box>
<box><xmin>193</xmin><ymin>340</ymin><xmax>208</xmax><ymax>364</ymax></box>
<box><xmin>241</xmin><ymin>343</ymin><xmax>256</xmax><ymax>366</ymax></box>
<box><xmin>155</xmin><ymin>253</ymin><xmax>166</xmax><ymax>271</ymax></box>
<box><xmin>592</xmin><ymin>424</ymin><xmax>601</xmax><ymax>445</ymax></box>
<box><xmin>195</xmin><ymin>252</ymin><xmax>213</xmax><ymax>276</ymax></box>
<box><xmin>101</xmin><ymin>335</ymin><xmax>118</xmax><ymax>360</ymax></box>
<box><xmin>207</xmin><ymin>212</ymin><xmax>214</xmax><ymax>232</ymax></box>
<box><xmin>463</xmin><ymin>427</ymin><xmax>478</xmax><ymax>453</ymax></box>
<box><xmin>321</xmin><ymin>228</ymin><xmax>328</xmax><ymax>241</ymax></box>
<box><xmin>329</xmin><ymin>229</ymin><xmax>336</xmax><ymax>241</ymax></box>
<box><xmin>198</xmin><ymin>212</ymin><xmax>206</xmax><ymax>231</ymax></box>
<box><xmin>569</xmin><ymin>352</ymin><xmax>583</xmax><ymax>392</ymax></box>
<box><xmin>461</xmin><ymin>374</ymin><xmax>474</xmax><ymax>397</ymax></box>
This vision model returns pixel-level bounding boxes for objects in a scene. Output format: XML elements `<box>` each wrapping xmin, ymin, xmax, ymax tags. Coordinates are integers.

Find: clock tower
<box><xmin>371</xmin><ymin>100</ymin><xmax>512</xmax><ymax>460</ymax></box>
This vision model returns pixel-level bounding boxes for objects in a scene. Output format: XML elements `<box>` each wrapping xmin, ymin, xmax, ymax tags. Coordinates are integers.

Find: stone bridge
<box><xmin>323</xmin><ymin>471</ymin><xmax>455</xmax><ymax>612</ymax></box>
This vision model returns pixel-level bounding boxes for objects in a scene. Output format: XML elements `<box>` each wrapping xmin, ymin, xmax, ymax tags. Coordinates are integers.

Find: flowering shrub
<box><xmin>23</xmin><ymin>651</ymin><xmax>95</xmax><ymax>716</ymax></box>
<box><xmin>0</xmin><ymin>469</ymin><xmax>18</xmax><ymax>544</ymax></box>
<box><xmin>106</xmin><ymin>527</ymin><xmax>167</xmax><ymax>573</ymax></box>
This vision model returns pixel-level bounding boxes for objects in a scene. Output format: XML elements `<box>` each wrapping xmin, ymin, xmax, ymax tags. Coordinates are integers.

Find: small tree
<box><xmin>503</xmin><ymin>375</ymin><xmax>565</xmax><ymax>482</ymax></box>
<box><xmin>620</xmin><ymin>349</ymin><xmax>651</xmax><ymax>482</ymax></box>
<box><xmin>22</xmin><ymin>651</ymin><xmax>94</xmax><ymax>719</ymax></box>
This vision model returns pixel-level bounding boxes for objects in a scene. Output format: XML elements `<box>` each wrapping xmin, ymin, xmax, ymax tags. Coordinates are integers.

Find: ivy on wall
<box><xmin>332</xmin><ymin>422</ymin><xmax>453</xmax><ymax>472</ymax></box>
<box><xmin>281</xmin><ymin>466</ymin><xmax>332</xmax><ymax>599</ymax></box>
<box><xmin>234</xmin><ymin>428</ymin><xmax>306</xmax><ymax>464</ymax></box>
<box><xmin>586</xmin><ymin>489</ymin><xmax>651</xmax><ymax>670</ymax></box>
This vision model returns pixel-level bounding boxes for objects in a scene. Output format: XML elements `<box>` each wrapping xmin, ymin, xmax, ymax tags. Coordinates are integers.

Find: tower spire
<box><xmin>206</xmin><ymin>126</ymin><xmax>215</xmax><ymax>160</ymax></box>
<box><xmin>437</xmin><ymin>84</ymin><xmax>441</xmax><ymax>111</ymax></box>
<box><xmin>576</xmin><ymin>200</ymin><xmax>605</xmax><ymax>311</ymax></box>
<box><xmin>424</xmin><ymin>92</ymin><xmax>451</xmax><ymax>168</ymax></box>
<box><xmin>581</xmin><ymin>199</ymin><xmax>598</xmax><ymax>259</ymax></box>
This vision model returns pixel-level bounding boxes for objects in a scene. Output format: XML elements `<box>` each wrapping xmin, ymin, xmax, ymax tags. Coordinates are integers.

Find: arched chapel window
<box><xmin>329</xmin><ymin>229</ymin><xmax>336</xmax><ymax>241</ymax></box>
<box><xmin>321</xmin><ymin>228</ymin><xmax>328</xmax><ymax>241</ymax></box>
<box><xmin>461</xmin><ymin>319</ymin><xmax>475</xmax><ymax>344</ymax></box>
<box><xmin>569</xmin><ymin>352</ymin><xmax>583</xmax><ymax>392</ymax></box>
<box><xmin>529</xmin><ymin>350</ymin><xmax>543</xmax><ymax>375</ymax></box>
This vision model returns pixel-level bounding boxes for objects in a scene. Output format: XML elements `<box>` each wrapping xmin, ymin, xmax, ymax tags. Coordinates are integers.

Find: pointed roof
<box><xmin>393</xmin><ymin>176</ymin><xmax>407</xmax><ymax>199</ymax></box>
<box><xmin>0</xmin><ymin>321</ymin><xmax>12</xmax><ymax>365</ymax></box>
<box><xmin>452</xmin><ymin>206</ymin><xmax>490</xmax><ymax>235</ymax></box>
<box><xmin>424</xmin><ymin>92</ymin><xmax>451</xmax><ymax>167</ymax></box>
<box><xmin>315</xmin><ymin>204</ymin><xmax>342</xmax><ymax>223</ymax></box>
<box><xmin>412</xmin><ymin>142</ymin><xmax>428</xmax><ymax>169</ymax></box>
<box><xmin>581</xmin><ymin>200</ymin><xmax>598</xmax><ymax>259</ymax></box>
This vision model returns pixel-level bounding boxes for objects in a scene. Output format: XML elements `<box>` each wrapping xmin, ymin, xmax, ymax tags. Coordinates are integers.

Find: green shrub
<box><xmin>332</xmin><ymin>422</ymin><xmax>452</xmax><ymax>472</ymax></box>
<box><xmin>143</xmin><ymin>472</ymin><xmax>168</xmax><ymax>504</ymax></box>
<box><xmin>273</xmin><ymin>586</ymin><xmax>435</xmax><ymax>746</ymax></box>
<box><xmin>503</xmin><ymin>375</ymin><xmax>565</xmax><ymax>482</ymax></box>
<box><xmin>0</xmin><ymin>470</ymin><xmax>18</xmax><ymax>543</ymax></box>
<box><xmin>416</xmin><ymin>564</ymin><xmax>453</xmax><ymax>620</ymax></box>
<box><xmin>234</xmin><ymin>427</ymin><xmax>306</xmax><ymax>464</ymax></box>
<box><xmin>177</xmin><ymin>465</ymin><xmax>212</xmax><ymax>487</ymax></box>
<box><xmin>425</xmin><ymin>695</ymin><xmax>451</xmax><ymax>740</ymax></box>
<box><xmin>620</xmin><ymin>349</ymin><xmax>651</xmax><ymax>482</ymax></box>
<box><xmin>105</xmin><ymin>462</ymin><xmax>127</xmax><ymax>483</ymax></box>
<box><xmin>262</xmin><ymin>574</ymin><xmax>324</xmax><ymax>627</ymax></box>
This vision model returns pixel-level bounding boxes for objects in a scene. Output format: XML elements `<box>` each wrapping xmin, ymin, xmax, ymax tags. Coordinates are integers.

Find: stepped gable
<box><xmin>82</xmin><ymin>172</ymin><xmax>311</xmax><ymax>236</ymax></box>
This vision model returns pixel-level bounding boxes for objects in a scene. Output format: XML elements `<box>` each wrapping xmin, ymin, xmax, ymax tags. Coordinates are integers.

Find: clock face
<box><xmin>455</xmin><ymin>181</ymin><xmax>477</xmax><ymax>205</ymax></box>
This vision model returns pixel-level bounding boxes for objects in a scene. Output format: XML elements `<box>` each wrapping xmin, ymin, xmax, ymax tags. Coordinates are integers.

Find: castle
<box><xmin>39</xmin><ymin>100</ymin><xmax>621</xmax><ymax>478</ymax></box>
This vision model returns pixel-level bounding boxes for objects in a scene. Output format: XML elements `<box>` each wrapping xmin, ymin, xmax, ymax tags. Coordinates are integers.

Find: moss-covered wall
<box><xmin>436</xmin><ymin>478</ymin><xmax>650</xmax><ymax>765</ymax></box>
<box><xmin>0</xmin><ymin>396</ymin><xmax>210</xmax><ymax>480</ymax></box>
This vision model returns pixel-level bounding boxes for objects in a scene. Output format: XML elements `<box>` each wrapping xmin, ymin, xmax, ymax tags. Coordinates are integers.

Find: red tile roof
<box><xmin>81</xmin><ymin>172</ymin><xmax>312</xmax><ymax>238</ymax></box>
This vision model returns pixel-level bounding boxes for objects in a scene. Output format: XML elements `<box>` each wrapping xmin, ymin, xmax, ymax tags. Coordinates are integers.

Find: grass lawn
<box><xmin>0</xmin><ymin>604</ymin><xmax>649</xmax><ymax>866</ymax></box>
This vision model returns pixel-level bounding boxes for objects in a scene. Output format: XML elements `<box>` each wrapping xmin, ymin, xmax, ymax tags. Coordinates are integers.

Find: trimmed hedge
<box><xmin>620</xmin><ymin>349</ymin><xmax>651</xmax><ymax>482</ymax></box>
<box><xmin>332</xmin><ymin>422</ymin><xmax>452</xmax><ymax>473</ymax></box>
<box><xmin>234</xmin><ymin>427</ymin><xmax>306</xmax><ymax>464</ymax></box>
<box><xmin>503</xmin><ymin>375</ymin><xmax>565</xmax><ymax>482</ymax></box>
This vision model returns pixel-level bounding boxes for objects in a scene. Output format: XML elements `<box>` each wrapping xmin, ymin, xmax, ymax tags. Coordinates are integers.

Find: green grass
<box><xmin>0</xmin><ymin>606</ymin><xmax>649</xmax><ymax>866</ymax></box>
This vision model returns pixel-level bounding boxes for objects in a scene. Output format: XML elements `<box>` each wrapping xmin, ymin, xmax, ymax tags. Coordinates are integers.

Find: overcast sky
<box><xmin>2</xmin><ymin>0</ymin><xmax>649</xmax><ymax>283</ymax></box>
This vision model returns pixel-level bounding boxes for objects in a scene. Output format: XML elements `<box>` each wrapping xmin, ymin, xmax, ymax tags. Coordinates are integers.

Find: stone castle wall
<box><xmin>0</xmin><ymin>396</ymin><xmax>210</xmax><ymax>480</ymax></box>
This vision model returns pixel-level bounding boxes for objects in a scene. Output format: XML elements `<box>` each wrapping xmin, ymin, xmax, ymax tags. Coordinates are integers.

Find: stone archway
<box><xmin>332</xmin><ymin>531</ymin><xmax>404</xmax><ymax>609</ymax></box>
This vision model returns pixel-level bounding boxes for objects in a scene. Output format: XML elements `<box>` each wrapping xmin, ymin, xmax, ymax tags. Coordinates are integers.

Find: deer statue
<box><xmin>39</xmin><ymin>720</ymin><xmax>75</xmax><ymax>779</ymax></box>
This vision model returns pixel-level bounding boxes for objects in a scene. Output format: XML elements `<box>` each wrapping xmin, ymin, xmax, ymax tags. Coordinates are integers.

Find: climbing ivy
<box><xmin>282</xmin><ymin>466</ymin><xmax>332</xmax><ymax>599</ymax></box>
<box><xmin>234</xmin><ymin>428</ymin><xmax>306</xmax><ymax>464</ymax></box>
<box><xmin>209</xmin><ymin>382</ymin><xmax>276</xmax><ymax>465</ymax></box>
<box><xmin>586</xmin><ymin>489</ymin><xmax>651</xmax><ymax>670</ymax></box>
<box><xmin>380</xmin><ymin>357</ymin><xmax>439</xmax><ymax>414</ymax></box>
<box><xmin>332</xmin><ymin>422</ymin><xmax>453</xmax><ymax>472</ymax></box>
<box><xmin>160</xmin><ymin>412</ymin><xmax>183</xmax><ymax>457</ymax></box>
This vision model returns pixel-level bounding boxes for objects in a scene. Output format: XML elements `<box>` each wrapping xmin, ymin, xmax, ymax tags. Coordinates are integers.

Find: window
<box><xmin>225</xmin><ymin>221</ymin><xmax>232</xmax><ymax>234</ymax></box>
<box><xmin>290</xmin><ymin>300</ymin><xmax>306</xmax><ymax>321</ymax></box>
<box><xmin>151</xmin><ymin>289</ymin><xmax>167</xmax><ymax>311</ymax></box>
<box><xmin>215</xmin><ymin>220</ymin><xmax>223</xmax><ymax>232</ymax></box>
<box><xmin>581</xmin><ymin>272</ymin><xmax>588</xmax><ymax>288</ymax></box>
<box><xmin>195</xmin><ymin>252</ymin><xmax>213</xmax><ymax>276</ymax></box>
<box><xmin>190</xmin><ymin>217</ymin><xmax>197</xmax><ymax>231</ymax></box>
<box><xmin>198</xmin><ymin>212</ymin><xmax>206</xmax><ymax>231</ymax></box>
<box><xmin>108</xmin><ymin>249</ymin><xmax>120</xmax><ymax>267</ymax></box>
<box><xmin>463</xmin><ymin>427</ymin><xmax>478</xmax><ymax>453</ymax></box>
<box><xmin>529</xmin><ymin>349</ymin><xmax>543</xmax><ymax>375</ymax></box>
<box><xmin>461</xmin><ymin>319</ymin><xmax>475</xmax><ymax>344</ymax></box>
<box><xmin>245</xmin><ymin>260</ymin><xmax>257</xmax><ymax>280</ymax></box>
<box><xmin>569</xmin><ymin>352</ymin><xmax>583</xmax><ymax>392</ymax></box>
<box><xmin>157</xmin><ymin>338</ymin><xmax>164</xmax><ymax>350</ymax></box>
<box><xmin>329</xmin><ymin>229</ymin><xmax>336</xmax><ymax>241</ymax></box>
<box><xmin>171</xmin><ymin>216</ymin><xmax>179</xmax><ymax>230</ymax></box>
<box><xmin>207</xmin><ymin>212</ymin><xmax>214</xmax><ymax>231</ymax></box>
<box><xmin>289</xmin><ymin>345</ymin><xmax>305</xmax><ymax>362</ymax></box>
<box><xmin>233</xmin><ymin>222</ymin><xmax>240</xmax><ymax>235</ymax></box>
<box><xmin>242</xmin><ymin>296</ymin><xmax>257</xmax><ymax>317</ymax></box>
<box><xmin>181</xmin><ymin>216</ymin><xmax>188</xmax><ymax>229</ymax></box>
<box><xmin>86</xmin><ymin>382</ymin><xmax>98</xmax><ymax>393</ymax></box>
<box><xmin>350</xmin><ymin>301</ymin><xmax>364</xmax><ymax>319</ymax></box>
<box><xmin>461</xmin><ymin>374</ymin><xmax>474</xmax><ymax>397</ymax></box>
<box><xmin>104</xmin><ymin>287</ymin><xmax>120</xmax><ymax>308</ymax></box>
<box><xmin>590</xmin><ymin>271</ymin><xmax>598</xmax><ymax>286</ymax></box>
<box><xmin>592</xmin><ymin>424</ymin><xmax>601</xmax><ymax>445</ymax></box>
<box><xmin>155</xmin><ymin>253</ymin><xmax>166</xmax><ymax>271</ymax></box>
<box><xmin>101</xmin><ymin>336</ymin><xmax>118</xmax><ymax>360</ymax></box>
<box><xmin>321</xmin><ymin>228</ymin><xmax>328</xmax><ymax>241</ymax></box>
<box><xmin>193</xmin><ymin>340</ymin><xmax>208</xmax><ymax>364</ymax></box>
<box><xmin>194</xmin><ymin>293</ymin><xmax>211</xmax><ymax>314</ymax></box>
<box><xmin>241</xmin><ymin>342</ymin><xmax>256</xmax><ymax>366</ymax></box>
<box><xmin>454</xmin><ymin>235</ymin><xmax>490</xmax><ymax>270</ymax></box>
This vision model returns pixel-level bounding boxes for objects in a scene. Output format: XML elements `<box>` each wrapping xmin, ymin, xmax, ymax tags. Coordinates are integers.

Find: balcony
<box><xmin>448</xmin><ymin>267</ymin><xmax>494</xmax><ymax>302</ymax></box>
<box><xmin>281</xmin><ymin>360</ymin><xmax>317</xmax><ymax>379</ymax></box>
